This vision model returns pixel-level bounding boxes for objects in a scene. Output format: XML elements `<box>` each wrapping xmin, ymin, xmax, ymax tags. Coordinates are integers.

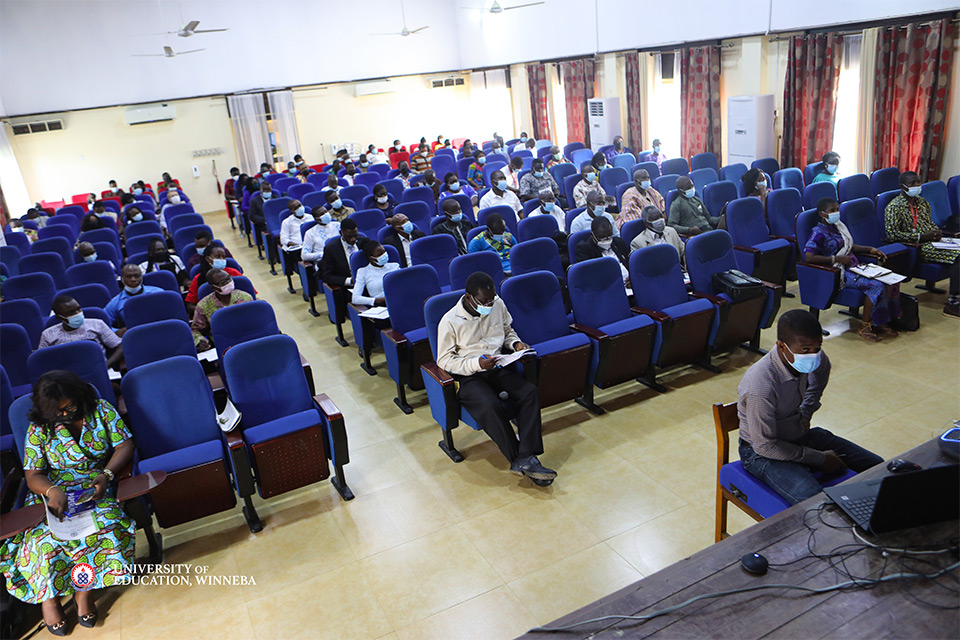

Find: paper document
<box><xmin>107</xmin><ymin>368</ymin><xmax>121</xmax><ymax>381</ymax></box>
<box><xmin>850</xmin><ymin>264</ymin><xmax>906</xmax><ymax>285</ymax></box>
<box><xmin>197</xmin><ymin>348</ymin><xmax>218</xmax><ymax>362</ymax></box>
<box><xmin>43</xmin><ymin>490</ymin><xmax>99</xmax><ymax>541</ymax></box>
<box><xmin>360</xmin><ymin>307</ymin><xmax>390</xmax><ymax>320</ymax></box>
<box><xmin>932</xmin><ymin>239</ymin><xmax>960</xmax><ymax>250</ymax></box>
<box><xmin>217</xmin><ymin>398</ymin><xmax>242</xmax><ymax>432</ymax></box>
<box><xmin>494</xmin><ymin>349</ymin><xmax>535</xmax><ymax>368</ymax></box>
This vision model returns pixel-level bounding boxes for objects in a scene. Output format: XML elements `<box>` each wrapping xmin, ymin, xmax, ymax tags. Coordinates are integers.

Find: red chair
<box><xmin>389</xmin><ymin>151</ymin><xmax>409</xmax><ymax>169</ymax></box>
<box><xmin>39</xmin><ymin>200</ymin><xmax>64</xmax><ymax>210</ymax></box>
<box><xmin>71</xmin><ymin>193</ymin><xmax>91</xmax><ymax>205</ymax></box>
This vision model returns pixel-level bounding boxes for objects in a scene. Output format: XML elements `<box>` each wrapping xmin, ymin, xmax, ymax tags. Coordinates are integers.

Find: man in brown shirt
<box><xmin>737</xmin><ymin>309</ymin><xmax>882</xmax><ymax>504</ymax></box>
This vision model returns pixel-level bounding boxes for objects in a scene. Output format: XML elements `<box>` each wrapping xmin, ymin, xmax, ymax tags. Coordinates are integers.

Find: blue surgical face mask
<box><xmin>782</xmin><ymin>343</ymin><xmax>822</xmax><ymax>374</ymax></box>
<box><xmin>63</xmin><ymin>311</ymin><xmax>85</xmax><ymax>329</ymax></box>
<box><xmin>294</xmin><ymin>206</ymin><xmax>306</xmax><ymax>218</ymax></box>
<box><xmin>262</xmin><ymin>191</ymin><xmax>272</xmax><ymax>200</ymax></box>
<box><xmin>331</xmin><ymin>199</ymin><xmax>342</xmax><ymax>209</ymax></box>
<box><xmin>475</xmin><ymin>296</ymin><xmax>495</xmax><ymax>316</ymax></box>
<box><xmin>133</xmin><ymin>188</ymin><xmax>143</xmax><ymax>195</ymax></box>
<box><xmin>401</xmin><ymin>221</ymin><xmax>415</xmax><ymax>234</ymax></box>
<box><xmin>905</xmin><ymin>186</ymin><xmax>921</xmax><ymax>198</ymax></box>
<box><xmin>533</xmin><ymin>171</ymin><xmax>544</xmax><ymax>178</ymax></box>
<box><xmin>640</xmin><ymin>180</ymin><xmax>651</xmax><ymax>190</ymax></box>
<box><xmin>450</xmin><ymin>213</ymin><xmax>463</xmax><ymax>222</ymax></box>
<box><xmin>290</xmin><ymin>168</ymin><xmax>298</xmax><ymax>175</ymax></box>
<box><xmin>653</xmin><ymin>145</ymin><xmax>661</xmax><ymax>153</ymax></box>
<box><xmin>375</xmin><ymin>253</ymin><xmax>389</xmax><ymax>267</ymax></box>
<box><xmin>826</xmin><ymin>164</ymin><xmax>838</xmax><ymax>175</ymax></box>
<box><xmin>585</xmin><ymin>173</ymin><xmax>596</xmax><ymax>183</ymax></box>
<box><xmin>520</xmin><ymin>137</ymin><xmax>528</xmax><ymax>143</ymax></box>
<box><xmin>478</xmin><ymin>157</ymin><xmax>486</xmax><ymax>165</ymax></box>
<box><xmin>319</xmin><ymin>213</ymin><xmax>332</xmax><ymax>224</ymax></box>
<box><xmin>449</xmin><ymin>181</ymin><xmax>461</xmax><ymax>192</ymax></box>
<box><xmin>83</xmin><ymin>252</ymin><xmax>98</xmax><ymax>263</ymax></box>
<box><xmin>756</xmin><ymin>180</ymin><xmax>766</xmax><ymax>189</ymax></box>
<box><xmin>212</xmin><ymin>258</ymin><xmax>227</xmax><ymax>270</ymax></box>
<box><xmin>491</xmin><ymin>233</ymin><xmax>504</xmax><ymax>242</ymax></box>
<box><xmin>124</xmin><ymin>284</ymin><xmax>143</xmax><ymax>295</ymax></box>
<box><xmin>543</xmin><ymin>202</ymin><xmax>555</xmax><ymax>212</ymax></box>
<box><xmin>131</xmin><ymin>213</ymin><xmax>143</xmax><ymax>222</ymax></box>
<box><xmin>110</xmin><ymin>186</ymin><xmax>118</xmax><ymax>193</ymax></box>
<box><xmin>683</xmin><ymin>188</ymin><xmax>696</xmax><ymax>199</ymax></box>
<box><xmin>196</xmin><ymin>245</ymin><xmax>207</xmax><ymax>255</ymax></box>
<box><xmin>361</xmin><ymin>162</ymin><xmax>369</xmax><ymax>167</ymax></box>
<box><xmin>496</xmin><ymin>180</ymin><xmax>508</xmax><ymax>191</ymax></box>
<box><xmin>826</xmin><ymin>212</ymin><xmax>840</xmax><ymax>225</ymax></box>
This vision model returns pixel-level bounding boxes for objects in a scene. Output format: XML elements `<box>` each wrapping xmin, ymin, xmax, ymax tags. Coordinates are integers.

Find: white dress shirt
<box><xmin>570</xmin><ymin>210</ymin><xmax>620</xmax><ymax>236</ymax></box>
<box><xmin>528</xmin><ymin>205</ymin><xmax>566</xmax><ymax>232</ymax></box>
<box><xmin>352</xmin><ymin>262</ymin><xmax>400</xmax><ymax>305</ymax></box>
<box><xmin>280</xmin><ymin>214</ymin><xmax>306</xmax><ymax>250</ymax></box>
<box><xmin>301</xmin><ymin>220</ymin><xmax>340</xmax><ymax>262</ymax></box>
<box><xmin>399</xmin><ymin>234</ymin><xmax>413</xmax><ymax>268</ymax></box>
<box><xmin>479</xmin><ymin>189</ymin><xmax>522</xmax><ymax>214</ymax></box>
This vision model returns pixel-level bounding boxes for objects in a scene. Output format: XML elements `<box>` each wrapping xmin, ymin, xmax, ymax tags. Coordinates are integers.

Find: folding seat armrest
<box><xmin>224</xmin><ymin>431</ymin><xmax>257</xmax><ymax>498</ymax></box>
<box><xmin>759</xmin><ymin>280</ymin><xmax>781</xmax><ymax>292</ymax></box>
<box><xmin>570</xmin><ymin>323</ymin><xmax>609</xmax><ymax>342</ymax></box>
<box><xmin>421</xmin><ymin>362</ymin><xmax>455</xmax><ymax>386</ymax></box>
<box><xmin>943</xmin><ymin>230</ymin><xmax>959</xmax><ymax>238</ymax></box>
<box><xmin>117</xmin><ymin>470</ymin><xmax>167</xmax><ymax>502</ymax></box>
<box><xmin>631</xmin><ymin>306</ymin><xmax>671</xmax><ymax>323</ymax></box>
<box><xmin>691</xmin><ymin>292</ymin><xmax>729</xmax><ymax>306</ymax></box>
<box><xmin>733</xmin><ymin>244</ymin><xmax>761</xmax><ymax>254</ymax></box>
<box><xmin>313</xmin><ymin>393</ymin><xmax>349</xmax><ymax>466</ymax></box>
<box><xmin>797</xmin><ymin>262</ymin><xmax>838</xmax><ymax>274</ymax></box>
<box><xmin>381</xmin><ymin>328</ymin><xmax>407</xmax><ymax>348</ymax></box>
<box><xmin>770</xmin><ymin>235</ymin><xmax>795</xmax><ymax>243</ymax></box>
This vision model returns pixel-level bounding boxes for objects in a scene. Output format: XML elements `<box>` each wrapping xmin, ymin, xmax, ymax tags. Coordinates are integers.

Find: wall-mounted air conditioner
<box><xmin>10</xmin><ymin>119</ymin><xmax>64</xmax><ymax>135</ymax></box>
<box><xmin>123</xmin><ymin>103</ymin><xmax>176</xmax><ymax>125</ymax></box>
<box><xmin>355</xmin><ymin>80</ymin><xmax>396</xmax><ymax>97</ymax></box>
<box><xmin>427</xmin><ymin>76</ymin><xmax>465</xmax><ymax>89</ymax></box>
<box><xmin>587</xmin><ymin>97</ymin><xmax>621</xmax><ymax>152</ymax></box>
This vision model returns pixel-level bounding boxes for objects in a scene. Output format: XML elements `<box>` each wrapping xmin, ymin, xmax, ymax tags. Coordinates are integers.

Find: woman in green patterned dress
<box><xmin>0</xmin><ymin>370</ymin><xmax>135</xmax><ymax>635</ymax></box>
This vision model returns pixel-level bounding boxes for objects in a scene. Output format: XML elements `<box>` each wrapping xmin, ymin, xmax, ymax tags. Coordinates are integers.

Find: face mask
<box><xmin>375</xmin><ymin>253</ymin><xmax>389</xmax><ymax>267</ymax></box>
<box><xmin>756</xmin><ymin>180</ymin><xmax>766</xmax><ymax>189</ymax></box>
<box><xmin>491</xmin><ymin>233</ymin><xmax>504</xmax><ymax>242</ymax></box>
<box><xmin>639</xmin><ymin>180</ymin><xmax>651</xmax><ymax>190</ymax></box>
<box><xmin>133</xmin><ymin>188</ymin><xmax>143</xmax><ymax>195</ymax></box>
<box><xmin>597</xmin><ymin>163</ymin><xmax>607</xmax><ymax>170</ymax></box>
<box><xmin>905</xmin><ymin>186</ymin><xmax>921</xmax><ymax>198</ymax></box>
<box><xmin>683</xmin><ymin>188</ymin><xmax>696</xmax><ymax>199</ymax></box>
<box><xmin>825</xmin><ymin>212</ymin><xmax>840</xmax><ymax>225</ymax></box>
<box><xmin>124</xmin><ymin>284</ymin><xmax>143</xmax><ymax>295</ymax></box>
<box><xmin>520</xmin><ymin>137</ymin><xmax>528</xmax><ymax>143</ymax></box>
<box><xmin>554</xmin><ymin>153</ymin><xmax>562</xmax><ymax>161</ymax></box>
<box><xmin>216</xmin><ymin>280</ymin><xmax>235</xmax><ymax>295</ymax></box>
<box><xmin>478</xmin><ymin>157</ymin><xmax>486</xmax><ymax>165</ymax></box>
<box><xmin>131</xmin><ymin>213</ymin><xmax>143</xmax><ymax>222</ymax></box>
<box><xmin>262</xmin><ymin>191</ymin><xmax>272</xmax><ymax>200</ymax></box>
<box><xmin>401</xmin><ymin>221</ymin><xmax>415</xmax><ymax>234</ymax></box>
<box><xmin>62</xmin><ymin>311</ymin><xmax>85</xmax><ymax>329</ymax></box>
<box><xmin>450</xmin><ymin>213</ymin><xmax>463</xmax><ymax>222</ymax></box>
<box><xmin>170</xmin><ymin>195</ymin><xmax>182</xmax><ymax>204</ymax></box>
<box><xmin>196</xmin><ymin>245</ymin><xmax>207</xmax><ymax>255</ymax></box>
<box><xmin>212</xmin><ymin>258</ymin><xmax>227</xmax><ymax>270</ymax></box>
<box><xmin>11</xmin><ymin>226</ymin><xmax>24</xmax><ymax>233</ymax></box>
<box><xmin>361</xmin><ymin>162</ymin><xmax>369</xmax><ymax>168</ymax></box>
<box><xmin>294</xmin><ymin>206</ymin><xmax>306</xmax><ymax>218</ymax></box>
<box><xmin>585</xmin><ymin>173</ymin><xmax>596</xmax><ymax>183</ymax></box>
<box><xmin>290</xmin><ymin>169</ymin><xmax>298</xmax><ymax>175</ymax></box>
<box><xmin>319</xmin><ymin>213</ymin><xmax>332</xmax><ymax>224</ymax></box>
<box><xmin>152</xmin><ymin>249</ymin><xmax>170</xmax><ymax>261</ymax></box>
<box><xmin>782</xmin><ymin>343</ymin><xmax>822</xmax><ymax>374</ymax></box>
<box><xmin>653</xmin><ymin>146</ymin><xmax>661</xmax><ymax>153</ymax></box>
<box><xmin>496</xmin><ymin>180</ymin><xmax>508</xmax><ymax>191</ymax></box>
<box><xmin>649</xmin><ymin>218</ymin><xmax>666</xmax><ymax>233</ymax></box>
<box><xmin>533</xmin><ymin>171</ymin><xmax>544</xmax><ymax>178</ymax></box>
<box><xmin>377</xmin><ymin>195</ymin><xmax>389</xmax><ymax>204</ymax></box>
<box><xmin>449</xmin><ymin>182</ymin><xmax>461</xmax><ymax>192</ymax></box>
<box><xmin>543</xmin><ymin>202</ymin><xmax>555</xmax><ymax>212</ymax></box>
<box><xmin>110</xmin><ymin>186</ymin><xmax>118</xmax><ymax>193</ymax></box>
<box><xmin>83</xmin><ymin>252</ymin><xmax>98</xmax><ymax>263</ymax></box>
<box><xmin>597</xmin><ymin>238</ymin><xmax>613</xmax><ymax>250</ymax></box>
<box><xmin>826</xmin><ymin>164</ymin><xmax>838</xmax><ymax>175</ymax></box>
<box><xmin>474</xmin><ymin>296</ymin><xmax>495</xmax><ymax>316</ymax></box>
<box><xmin>331</xmin><ymin>199</ymin><xmax>342</xmax><ymax>209</ymax></box>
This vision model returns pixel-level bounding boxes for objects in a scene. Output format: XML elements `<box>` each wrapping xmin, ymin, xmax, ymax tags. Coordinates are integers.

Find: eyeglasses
<box><xmin>56</xmin><ymin>402</ymin><xmax>78</xmax><ymax>418</ymax></box>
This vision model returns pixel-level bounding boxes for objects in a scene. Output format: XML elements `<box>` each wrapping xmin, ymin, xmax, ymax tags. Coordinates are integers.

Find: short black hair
<box><xmin>363</xmin><ymin>242</ymin><xmax>383</xmax><ymax>259</ymax></box>
<box><xmin>325</xmin><ymin>190</ymin><xmax>340</xmax><ymax>202</ymax></box>
<box><xmin>777</xmin><ymin>309</ymin><xmax>823</xmax><ymax>343</ymax></box>
<box><xmin>591</xmin><ymin>216</ymin><xmax>613</xmax><ymax>235</ymax></box>
<box><xmin>27</xmin><ymin>370</ymin><xmax>99</xmax><ymax>429</ymax></box>
<box><xmin>195</xmin><ymin>229</ymin><xmax>213</xmax><ymax>241</ymax></box>
<box><xmin>51</xmin><ymin>294</ymin><xmax>76</xmax><ymax>314</ymax></box>
<box><xmin>441</xmin><ymin>198</ymin><xmax>460</xmax><ymax>214</ymax></box>
<box><xmin>485</xmin><ymin>213</ymin><xmax>505</xmax><ymax>234</ymax></box>
<box><xmin>340</xmin><ymin>218</ymin><xmax>358</xmax><ymax>231</ymax></box>
<box><xmin>532</xmin><ymin>159</ymin><xmax>544</xmax><ymax>170</ymax></box>
<box><xmin>444</xmin><ymin>172</ymin><xmax>456</xmax><ymax>183</ymax></box>
<box><xmin>465</xmin><ymin>271</ymin><xmax>495</xmax><ymax>295</ymax></box>
<box><xmin>474</xmin><ymin>149</ymin><xmax>484</xmax><ymax>160</ymax></box>
<box><xmin>817</xmin><ymin>197</ymin><xmax>839</xmax><ymax>213</ymax></box>
<box><xmin>899</xmin><ymin>170</ymin><xmax>919</xmax><ymax>186</ymax></box>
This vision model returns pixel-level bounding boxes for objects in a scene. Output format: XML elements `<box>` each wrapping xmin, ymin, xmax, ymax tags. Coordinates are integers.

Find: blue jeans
<box><xmin>739</xmin><ymin>428</ymin><xmax>883</xmax><ymax>505</ymax></box>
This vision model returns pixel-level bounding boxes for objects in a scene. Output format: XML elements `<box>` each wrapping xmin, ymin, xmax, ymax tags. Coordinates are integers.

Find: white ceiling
<box><xmin>1</xmin><ymin>0</ymin><xmax>956</xmax><ymax>117</ymax></box>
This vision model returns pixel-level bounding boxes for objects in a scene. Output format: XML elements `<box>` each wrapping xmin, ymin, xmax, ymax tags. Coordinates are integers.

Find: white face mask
<box><xmin>597</xmin><ymin>238</ymin><xmax>613</xmax><ymax>250</ymax></box>
<box><xmin>169</xmin><ymin>195</ymin><xmax>182</xmax><ymax>205</ymax></box>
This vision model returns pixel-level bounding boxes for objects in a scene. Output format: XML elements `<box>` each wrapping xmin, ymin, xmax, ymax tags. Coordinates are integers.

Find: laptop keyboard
<box><xmin>846</xmin><ymin>496</ymin><xmax>877</xmax><ymax>524</ymax></box>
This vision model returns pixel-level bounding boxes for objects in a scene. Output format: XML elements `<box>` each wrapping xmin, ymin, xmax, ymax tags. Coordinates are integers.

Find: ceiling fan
<box><xmin>370</xmin><ymin>0</ymin><xmax>429</xmax><ymax>36</ymax></box>
<box><xmin>162</xmin><ymin>20</ymin><xmax>228</xmax><ymax>38</ymax></box>
<box><xmin>132</xmin><ymin>45</ymin><xmax>205</xmax><ymax>58</ymax></box>
<box><xmin>463</xmin><ymin>1</ymin><xmax>546</xmax><ymax>13</ymax></box>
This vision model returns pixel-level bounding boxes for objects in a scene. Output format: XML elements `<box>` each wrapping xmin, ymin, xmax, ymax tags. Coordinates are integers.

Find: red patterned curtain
<box><xmin>526</xmin><ymin>63</ymin><xmax>551</xmax><ymax>141</ymax></box>
<box><xmin>625</xmin><ymin>53</ymin><xmax>643</xmax><ymax>152</ymax></box>
<box><xmin>562</xmin><ymin>58</ymin><xmax>596</xmax><ymax>146</ymax></box>
<box><xmin>780</xmin><ymin>34</ymin><xmax>842</xmax><ymax>170</ymax></box>
<box><xmin>680</xmin><ymin>46</ymin><xmax>722</xmax><ymax>161</ymax></box>
<box><xmin>874</xmin><ymin>19</ymin><xmax>955</xmax><ymax>181</ymax></box>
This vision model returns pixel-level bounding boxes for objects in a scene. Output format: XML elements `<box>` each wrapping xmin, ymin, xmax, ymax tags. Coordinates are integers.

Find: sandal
<box><xmin>79</xmin><ymin>608</ymin><xmax>98</xmax><ymax>628</ymax></box>
<box><xmin>857</xmin><ymin>321</ymin><xmax>881</xmax><ymax>342</ymax></box>
<box><xmin>875</xmin><ymin>324</ymin><xmax>899</xmax><ymax>338</ymax></box>
<box><xmin>45</xmin><ymin>619</ymin><xmax>68</xmax><ymax>636</ymax></box>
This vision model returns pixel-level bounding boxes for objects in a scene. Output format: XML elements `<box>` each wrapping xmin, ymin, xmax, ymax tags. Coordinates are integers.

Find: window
<box><xmin>832</xmin><ymin>34</ymin><xmax>862</xmax><ymax>174</ymax></box>
<box><xmin>550</xmin><ymin>64</ymin><xmax>567</xmax><ymax>148</ymax></box>
<box><xmin>650</xmin><ymin>52</ymin><xmax>681</xmax><ymax>156</ymax></box>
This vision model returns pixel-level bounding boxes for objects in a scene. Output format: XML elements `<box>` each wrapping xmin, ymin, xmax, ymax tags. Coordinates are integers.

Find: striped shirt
<box><xmin>39</xmin><ymin>319</ymin><xmax>121</xmax><ymax>356</ymax></box>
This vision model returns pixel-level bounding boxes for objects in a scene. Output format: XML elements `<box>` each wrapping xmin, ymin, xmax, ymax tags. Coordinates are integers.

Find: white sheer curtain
<box><xmin>856</xmin><ymin>29</ymin><xmax>877</xmax><ymax>174</ymax></box>
<box><xmin>267</xmin><ymin>90</ymin><xmax>301</xmax><ymax>165</ymax></box>
<box><xmin>833</xmin><ymin>34</ymin><xmax>862</xmax><ymax>173</ymax></box>
<box><xmin>227</xmin><ymin>94</ymin><xmax>271</xmax><ymax>175</ymax></box>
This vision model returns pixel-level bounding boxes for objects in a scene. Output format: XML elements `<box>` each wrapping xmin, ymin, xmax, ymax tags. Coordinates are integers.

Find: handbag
<box><xmin>712</xmin><ymin>269</ymin><xmax>764</xmax><ymax>301</ymax></box>
<box><xmin>891</xmin><ymin>293</ymin><xmax>919</xmax><ymax>332</ymax></box>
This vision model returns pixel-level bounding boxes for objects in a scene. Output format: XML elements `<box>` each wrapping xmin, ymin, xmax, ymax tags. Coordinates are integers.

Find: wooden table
<box><xmin>519</xmin><ymin>439</ymin><xmax>959</xmax><ymax>639</ymax></box>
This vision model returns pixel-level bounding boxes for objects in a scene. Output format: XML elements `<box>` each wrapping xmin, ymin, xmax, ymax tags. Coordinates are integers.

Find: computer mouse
<box><xmin>740</xmin><ymin>552</ymin><xmax>769</xmax><ymax>575</ymax></box>
<box><xmin>887</xmin><ymin>459</ymin><xmax>922</xmax><ymax>473</ymax></box>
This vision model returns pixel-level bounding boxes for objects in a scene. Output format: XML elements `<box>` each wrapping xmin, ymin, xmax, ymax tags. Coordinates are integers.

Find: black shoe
<box><xmin>510</xmin><ymin>456</ymin><xmax>557</xmax><ymax>483</ymax></box>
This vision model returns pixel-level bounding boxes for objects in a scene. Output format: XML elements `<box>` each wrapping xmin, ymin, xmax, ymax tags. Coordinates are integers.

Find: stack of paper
<box><xmin>197</xmin><ymin>348</ymin><xmax>218</xmax><ymax>362</ymax></box>
<box><xmin>932</xmin><ymin>238</ymin><xmax>960</xmax><ymax>250</ymax></box>
<box><xmin>360</xmin><ymin>307</ymin><xmax>390</xmax><ymax>320</ymax></box>
<box><xmin>493</xmin><ymin>349</ymin><xmax>535</xmax><ymax>368</ymax></box>
<box><xmin>850</xmin><ymin>264</ymin><xmax>907</xmax><ymax>285</ymax></box>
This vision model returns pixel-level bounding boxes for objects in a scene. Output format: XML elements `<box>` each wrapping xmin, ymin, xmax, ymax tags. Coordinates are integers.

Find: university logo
<box><xmin>71</xmin><ymin>563</ymin><xmax>96</xmax><ymax>589</ymax></box>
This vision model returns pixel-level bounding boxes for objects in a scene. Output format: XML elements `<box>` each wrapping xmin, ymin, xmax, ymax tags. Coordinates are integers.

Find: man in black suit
<box><xmin>319</xmin><ymin>218</ymin><xmax>367</xmax><ymax>290</ymax></box>
<box><xmin>381</xmin><ymin>213</ymin><xmax>425</xmax><ymax>268</ymax></box>
<box><xmin>433</xmin><ymin>198</ymin><xmax>476</xmax><ymax>255</ymax></box>
<box><xmin>247</xmin><ymin>181</ymin><xmax>273</xmax><ymax>233</ymax></box>
<box><xmin>574</xmin><ymin>216</ymin><xmax>631</xmax><ymax>286</ymax></box>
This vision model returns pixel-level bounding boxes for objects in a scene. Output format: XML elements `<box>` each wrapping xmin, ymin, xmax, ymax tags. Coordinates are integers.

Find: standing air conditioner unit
<box><xmin>587</xmin><ymin>97</ymin><xmax>622</xmax><ymax>152</ymax></box>
<box><xmin>727</xmin><ymin>95</ymin><xmax>775</xmax><ymax>167</ymax></box>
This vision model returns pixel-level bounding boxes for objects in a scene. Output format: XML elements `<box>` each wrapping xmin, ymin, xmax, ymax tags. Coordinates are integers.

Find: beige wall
<box><xmin>7</xmin><ymin>97</ymin><xmax>238</xmax><ymax>214</ymax></box>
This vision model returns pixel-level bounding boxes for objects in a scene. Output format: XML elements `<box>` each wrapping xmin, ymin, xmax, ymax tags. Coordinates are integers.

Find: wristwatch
<box><xmin>101</xmin><ymin>468</ymin><xmax>115</xmax><ymax>482</ymax></box>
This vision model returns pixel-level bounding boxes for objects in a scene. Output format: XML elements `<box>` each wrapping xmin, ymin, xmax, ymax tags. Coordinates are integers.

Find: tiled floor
<box><xmin>35</xmin><ymin>210</ymin><xmax>959</xmax><ymax>639</ymax></box>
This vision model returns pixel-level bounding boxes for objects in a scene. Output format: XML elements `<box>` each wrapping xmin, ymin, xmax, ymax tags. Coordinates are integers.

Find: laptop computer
<box><xmin>823</xmin><ymin>463</ymin><xmax>959</xmax><ymax>533</ymax></box>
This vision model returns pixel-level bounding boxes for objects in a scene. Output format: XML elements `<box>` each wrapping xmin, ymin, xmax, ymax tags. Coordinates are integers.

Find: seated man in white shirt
<box><xmin>320</xmin><ymin>174</ymin><xmax>341</xmax><ymax>194</ymax></box>
<box><xmin>301</xmin><ymin>206</ymin><xmax>340</xmax><ymax>265</ymax></box>
<box><xmin>436</xmin><ymin>271</ymin><xmax>556</xmax><ymax>486</ymax></box>
<box><xmin>479</xmin><ymin>170</ymin><xmax>522</xmax><ymax>215</ymax></box>
<box><xmin>570</xmin><ymin>190</ymin><xmax>620</xmax><ymax>236</ymax></box>
<box><xmin>504</xmin><ymin>157</ymin><xmax>524</xmax><ymax>190</ymax></box>
<box><xmin>527</xmin><ymin>189</ymin><xmax>566</xmax><ymax>234</ymax></box>
<box><xmin>352</xmin><ymin>242</ymin><xmax>399</xmax><ymax>307</ymax></box>
<box><xmin>279</xmin><ymin>199</ymin><xmax>308</xmax><ymax>277</ymax></box>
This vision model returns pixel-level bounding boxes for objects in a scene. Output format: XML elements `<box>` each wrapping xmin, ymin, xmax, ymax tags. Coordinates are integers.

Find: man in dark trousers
<box><xmin>435</xmin><ymin>272</ymin><xmax>556</xmax><ymax>486</ymax></box>
<box><xmin>319</xmin><ymin>218</ymin><xmax>367</xmax><ymax>290</ymax></box>
<box><xmin>432</xmin><ymin>198</ymin><xmax>476</xmax><ymax>255</ymax></box>
<box><xmin>381</xmin><ymin>213</ymin><xmax>425</xmax><ymax>268</ymax></box>
<box><xmin>574</xmin><ymin>217</ymin><xmax>631</xmax><ymax>285</ymax></box>
<box><xmin>247</xmin><ymin>181</ymin><xmax>273</xmax><ymax>234</ymax></box>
